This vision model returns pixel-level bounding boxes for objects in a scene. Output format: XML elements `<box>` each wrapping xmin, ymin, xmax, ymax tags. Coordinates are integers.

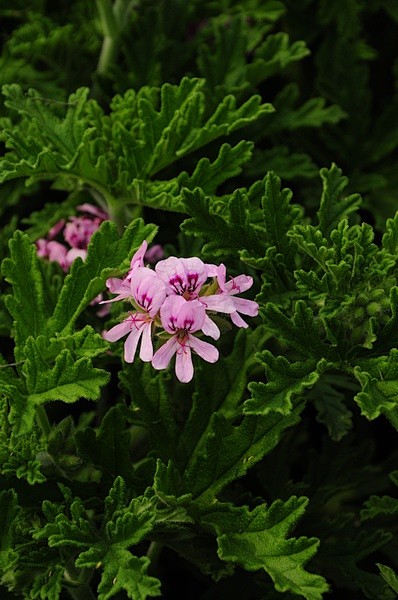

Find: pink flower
<box><xmin>216</xmin><ymin>264</ymin><xmax>259</xmax><ymax>328</ymax></box>
<box><xmin>155</xmin><ymin>256</ymin><xmax>208</xmax><ymax>298</ymax></box>
<box><xmin>101</xmin><ymin>241</ymin><xmax>148</xmax><ymax>305</ymax></box>
<box><xmin>144</xmin><ymin>244</ymin><xmax>164</xmax><ymax>264</ymax></box>
<box><xmin>155</xmin><ymin>256</ymin><xmax>235</xmax><ymax>339</ymax></box>
<box><xmin>47</xmin><ymin>219</ymin><xmax>66</xmax><ymax>240</ymax></box>
<box><xmin>38</xmin><ymin>240</ymin><xmax>69</xmax><ymax>270</ymax></box>
<box><xmin>103</xmin><ymin>268</ymin><xmax>166</xmax><ymax>362</ymax></box>
<box><xmin>152</xmin><ymin>296</ymin><xmax>219</xmax><ymax>383</ymax></box>
<box><xmin>77</xmin><ymin>203</ymin><xmax>108</xmax><ymax>221</ymax></box>
<box><xmin>64</xmin><ymin>216</ymin><xmax>102</xmax><ymax>249</ymax></box>
<box><xmin>65</xmin><ymin>248</ymin><xmax>87</xmax><ymax>268</ymax></box>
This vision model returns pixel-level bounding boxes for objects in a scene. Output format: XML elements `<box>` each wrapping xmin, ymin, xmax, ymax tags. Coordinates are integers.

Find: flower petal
<box><xmin>124</xmin><ymin>326</ymin><xmax>144</xmax><ymax>363</ymax></box>
<box><xmin>159</xmin><ymin>296</ymin><xmax>206</xmax><ymax>333</ymax></box>
<box><xmin>188</xmin><ymin>335</ymin><xmax>219</xmax><ymax>363</ymax></box>
<box><xmin>129</xmin><ymin>241</ymin><xmax>148</xmax><ymax>272</ymax></box>
<box><xmin>131</xmin><ymin>267</ymin><xmax>166</xmax><ymax>316</ymax></box>
<box><xmin>201</xmin><ymin>314</ymin><xmax>220</xmax><ymax>340</ymax></box>
<box><xmin>176</xmin><ymin>298</ymin><xmax>205</xmax><ymax>332</ymax></box>
<box><xmin>225</xmin><ymin>274</ymin><xmax>253</xmax><ymax>295</ymax></box>
<box><xmin>156</xmin><ymin>256</ymin><xmax>207</xmax><ymax>296</ymax></box>
<box><xmin>103</xmin><ymin>321</ymin><xmax>131</xmax><ymax>342</ymax></box>
<box><xmin>152</xmin><ymin>336</ymin><xmax>179</xmax><ymax>370</ymax></box>
<box><xmin>175</xmin><ymin>343</ymin><xmax>194</xmax><ymax>383</ymax></box>
<box><xmin>230</xmin><ymin>311</ymin><xmax>249</xmax><ymax>328</ymax></box>
<box><xmin>139</xmin><ymin>322</ymin><xmax>154</xmax><ymax>362</ymax></box>
<box><xmin>199</xmin><ymin>293</ymin><xmax>235</xmax><ymax>314</ymax></box>
<box><xmin>231</xmin><ymin>296</ymin><xmax>259</xmax><ymax>317</ymax></box>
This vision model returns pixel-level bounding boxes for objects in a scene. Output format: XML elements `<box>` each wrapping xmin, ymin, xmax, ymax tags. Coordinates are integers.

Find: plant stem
<box><xmin>95</xmin><ymin>0</ymin><xmax>135</xmax><ymax>79</ymax></box>
<box><xmin>36</xmin><ymin>405</ymin><xmax>51</xmax><ymax>437</ymax></box>
<box><xmin>107</xmin><ymin>200</ymin><xmax>143</xmax><ymax>233</ymax></box>
<box><xmin>147</xmin><ymin>541</ymin><xmax>163</xmax><ymax>574</ymax></box>
<box><xmin>66</xmin><ymin>584</ymin><xmax>97</xmax><ymax>600</ymax></box>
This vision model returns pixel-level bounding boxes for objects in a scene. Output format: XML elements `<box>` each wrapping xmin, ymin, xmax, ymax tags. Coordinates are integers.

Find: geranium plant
<box><xmin>1</xmin><ymin>2</ymin><xmax>398</xmax><ymax>599</ymax></box>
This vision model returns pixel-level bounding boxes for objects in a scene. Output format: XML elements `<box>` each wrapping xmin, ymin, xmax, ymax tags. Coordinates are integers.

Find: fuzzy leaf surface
<box><xmin>245</xmin><ymin>354</ymin><xmax>329</xmax><ymax>415</ymax></box>
<box><xmin>182</xmin><ymin>399</ymin><xmax>305</xmax><ymax>502</ymax></box>
<box><xmin>203</xmin><ymin>497</ymin><xmax>328</xmax><ymax>600</ymax></box>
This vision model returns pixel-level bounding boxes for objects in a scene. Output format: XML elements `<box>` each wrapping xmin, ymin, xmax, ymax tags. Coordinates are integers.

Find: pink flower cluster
<box><xmin>36</xmin><ymin>203</ymin><xmax>108</xmax><ymax>271</ymax></box>
<box><xmin>102</xmin><ymin>241</ymin><xmax>259</xmax><ymax>383</ymax></box>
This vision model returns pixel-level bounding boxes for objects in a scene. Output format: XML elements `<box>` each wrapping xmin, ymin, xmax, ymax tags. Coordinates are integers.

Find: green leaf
<box><xmin>270</xmin><ymin>83</ymin><xmax>346</xmax><ymax>131</ymax></box>
<box><xmin>247</xmin><ymin>145</ymin><xmax>318</xmax><ymax>181</ymax></box>
<box><xmin>320</xmin><ymin>528</ymin><xmax>393</xmax><ymax>599</ymax></box>
<box><xmin>197</xmin><ymin>15</ymin><xmax>250</xmax><ymax>90</ymax></box>
<box><xmin>75</xmin><ymin>405</ymin><xmax>137</xmax><ymax>487</ymax></box>
<box><xmin>181</xmin><ymin>187</ymin><xmax>264</xmax><ymax>258</ymax></box>
<box><xmin>177</xmin><ymin>92</ymin><xmax>274</xmax><ymax>157</ymax></box>
<box><xmin>80</xmin><ymin>549</ymin><xmax>161</xmax><ymax>600</ymax></box>
<box><xmin>119</xmin><ymin>363</ymin><xmax>179</xmax><ymax>464</ymax></box>
<box><xmin>1</xmin><ymin>425</ymin><xmax>46</xmax><ymax>484</ymax></box>
<box><xmin>245</xmin><ymin>354</ymin><xmax>329</xmax><ymax>415</ymax></box>
<box><xmin>203</xmin><ymin>497</ymin><xmax>328</xmax><ymax>600</ymax></box>
<box><xmin>178</xmin><ymin>327</ymin><xmax>267</xmax><ymax>471</ymax></box>
<box><xmin>72</xmin><ymin>480</ymin><xmax>160</xmax><ymax>599</ymax></box>
<box><xmin>0</xmin><ymin>489</ymin><xmax>21</xmax><ymax>572</ymax></box>
<box><xmin>29</xmin><ymin>564</ymin><xmax>64</xmax><ymax>600</ymax></box>
<box><xmin>361</xmin><ymin>495</ymin><xmax>398</xmax><ymax>520</ymax></box>
<box><xmin>248</xmin><ymin>32</ymin><xmax>310</xmax><ymax>84</ymax></box>
<box><xmin>317</xmin><ymin>163</ymin><xmax>362</xmax><ymax>237</ymax></box>
<box><xmin>354</xmin><ymin>350</ymin><xmax>398</xmax><ymax>423</ymax></box>
<box><xmin>1</xmin><ymin>230</ymin><xmax>48</xmax><ymax>356</ymax></box>
<box><xmin>182</xmin><ymin>399</ymin><xmax>305</xmax><ymax>502</ymax></box>
<box><xmin>377</xmin><ymin>564</ymin><xmax>398</xmax><ymax>595</ymax></box>
<box><xmin>7</xmin><ymin>337</ymin><xmax>110</xmax><ymax>435</ymax></box>
<box><xmin>382</xmin><ymin>211</ymin><xmax>398</xmax><ymax>254</ymax></box>
<box><xmin>49</xmin><ymin>218</ymin><xmax>156</xmax><ymax>334</ymax></box>
<box><xmin>35</xmin><ymin>494</ymin><xmax>96</xmax><ymax>549</ymax></box>
<box><xmin>311</xmin><ymin>376</ymin><xmax>354</xmax><ymax>440</ymax></box>
<box><xmin>178</xmin><ymin>140</ymin><xmax>254</xmax><ymax>195</ymax></box>
<box><xmin>262</xmin><ymin>301</ymin><xmax>336</xmax><ymax>361</ymax></box>
<box><xmin>361</xmin><ymin>470</ymin><xmax>398</xmax><ymax>520</ymax></box>
<box><xmin>23</xmin><ymin>339</ymin><xmax>110</xmax><ymax>404</ymax></box>
<box><xmin>261</xmin><ymin>171</ymin><xmax>303</xmax><ymax>259</ymax></box>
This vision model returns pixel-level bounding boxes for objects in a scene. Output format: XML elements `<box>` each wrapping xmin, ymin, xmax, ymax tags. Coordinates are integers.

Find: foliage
<box><xmin>1</xmin><ymin>1</ymin><xmax>398</xmax><ymax>599</ymax></box>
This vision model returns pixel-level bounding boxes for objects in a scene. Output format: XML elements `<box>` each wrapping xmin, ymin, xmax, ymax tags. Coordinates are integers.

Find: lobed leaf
<box><xmin>181</xmin><ymin>187</ymin><xmax>264</xmax><ymax>258</ymax></box>
<box><xmin>245</xmin><ymin>354</ymin><xmax>329</xmax><ymax>415</ymax></box>
<box><xmin>182</xmin><ymin>399</ymin><xmax>305</xmax><ymax>502</ymax></box>
<box><xmin>203</xmin><ymin>497</ymin><xmax>328</xmax><ymax>600</ymax></box>
<box><xmin>1</xmin><ymin>230</ymin><xmax>48</xmax><ymax>356</ymax></box>
<box><xmin>317</xmin><ymin>163</ymin><xmax>362</xmax><ymax>237</ymax></box>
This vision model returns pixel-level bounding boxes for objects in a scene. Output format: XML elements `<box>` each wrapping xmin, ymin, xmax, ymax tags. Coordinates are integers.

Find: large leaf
<box><xmin>182</xmin><ymin>399</ymin><xmax>305</xmax><ymax>502</ymax></box>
